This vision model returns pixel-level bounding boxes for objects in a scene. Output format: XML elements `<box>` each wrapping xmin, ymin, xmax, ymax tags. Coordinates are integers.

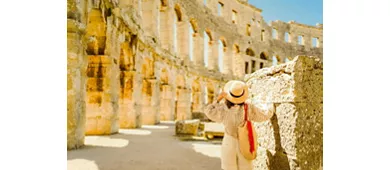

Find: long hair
<box><xmin>225</xmin><ymin>99</ymin><xmax>244</xmax><ymax>109</ymax></box>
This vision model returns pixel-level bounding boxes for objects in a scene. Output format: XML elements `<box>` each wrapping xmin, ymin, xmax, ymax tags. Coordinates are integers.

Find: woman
<box><xmin>205</xmin><ymin>80</ymin><xmax>275</xmax><ymax>170</ymax></box>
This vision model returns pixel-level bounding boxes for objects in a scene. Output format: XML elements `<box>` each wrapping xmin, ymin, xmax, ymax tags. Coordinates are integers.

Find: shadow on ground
<box><xmin>67</xmin><ymin>121</ymin><xmax>222</xmax><ymax>170</ymax></box>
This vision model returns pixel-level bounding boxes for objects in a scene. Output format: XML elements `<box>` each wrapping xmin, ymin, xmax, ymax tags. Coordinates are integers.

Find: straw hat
<box><xmin>223</xmin><ymin>80</ymin><xmax>248</xmax><ymax>104</ymax></box>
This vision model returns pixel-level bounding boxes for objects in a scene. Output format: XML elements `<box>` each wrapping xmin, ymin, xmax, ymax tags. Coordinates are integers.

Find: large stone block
<box><xmin>119</xmin><ymin>100</ymin><xmax>137</xmax><ymax>128</ymax></box>
<box><xmin>253</xmin><ymin>103</ymin><xmax>322</xmax><ymax>169</ymax></box>
<box><xmin>247</xmin><ymin>56</ymin><xmax>323</xmax><ymax>170</ymax></box>
<box><xmin>175</xmin><ymin>119</ymin><xmax>200</xmax><ymax>135</ymax></box>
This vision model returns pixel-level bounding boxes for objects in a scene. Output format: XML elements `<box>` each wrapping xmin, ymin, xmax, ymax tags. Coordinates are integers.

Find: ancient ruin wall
<box><xmin>174</xmin><ymin>0</ymin><xmax>323</xmax><ymax>69</ymax></box>
<box><xmin>245</xmin><ymin>56</ymin><xmax>323</xmax><ymax>170</ymax></box>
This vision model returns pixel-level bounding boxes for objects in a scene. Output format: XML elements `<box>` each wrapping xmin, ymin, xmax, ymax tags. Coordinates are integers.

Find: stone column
<box><xmin>290</xmin><ymin>33</ymin><xmax>298</xmax><ymax>46</ymax></box>
<box><xmin>150</xmin><ymin>79</ymin><xmax>160</xmax><ymax>124</ymax></box>
<box><xmin>85</xmin><ymin>55</ymin><xmax>119</xmax><ymax>135</ymax></box>
<box><xmin>172</xmin><ymin>85</ymin><xmax>178</xmax><ymax>120</ymax></box>
<box><xmin>160</xmin><ymin>9</ymin><xmax>174</xmax><ymax>52</ymax></box>
<box><xmin>177</xmin><ymin>21</ymin><xmax>189</xmax><ymax>60</ymax></box>
<box><xmin>193</xmin><ymin>33</ymin><xmax>204</xmax><ymax>66</ymax></box>
<box><xmin>132</xmin><ymin>71</ymin><xmax>143</xmax><ymax>128</ymax></box>
<box><xmin>141</xmin><ymin>78</ymin><xmax>155</xmax><ymax>125</ymax></box>
<box><xmin>119</xmin><ymin>70</ymin><xmax>138</xmax><ymax>128</ymax></box>
<box><xmin>176</xmin><ymin>88</ymin><xmax>192</xmax><ymax>120</ymax></box>
<box><xmin>209</xmin><ymin>41</ymin><xmax>219</xmax><ymax>70</ymax></box>
<box><xmin>304</xmin><ymin>35</ymin><xmax>311</xmax><ymax>51</ymax></box>
<box><xmin>67</xmin><ymin>0</ymin><xmax>87</xmax><ymax>150</ymax></box>
<box><xmin>255</xmin><ymin>61</ymin><xmax>260</xmax><ymax>71</ymax></box>
<box><xmin>246</xmin><ymin>57</ymin><xmax>252</xmax><ymax>74</ymax></box>
<box><xmin>246</xmin><ymin>56</ymin><xmax>323</xmax><ymax>170</ymax></box>
<box><xmin>142</xmin><ymin>0</ymin><xmax>159</xmax><ymax>37</ymax></box>
<box><xmin>160</xmin><ymin>84</ymin><xmax>174</xmax><ymax>121</ymax></box>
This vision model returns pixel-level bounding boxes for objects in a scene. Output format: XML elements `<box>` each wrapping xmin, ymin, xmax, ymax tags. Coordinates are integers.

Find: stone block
<box><xmin>119</xmin><ymin>99</ymin><xmax>137</xmax><ymax>128</ymax></box>
<box><xmin>141</xmin><ymin>105</ymin><xmax>157</xmax><ymax>125</ymax></box>
<box><xmin>253</xmin><ymin>102</ymin><xmax>322</xmax><ymax>170</ymax></box>
<box><xmin>85</xmin><ymin>102</ymin><xmax>119</xmax><ymax>135</ymax></box>
<box><xmin>247</xmin><ymin>56</ymin><xmax>323</xmax><ymax>170</ymax></box>
<box><xmin>175</xmin><ymin>119</ymin><xmax>200</xmax><ymax>135</ymax></box>
<box><xmin>191</xmin><ymin>112</ymin><xmax>209</xmax><ymax>121</ymax></box>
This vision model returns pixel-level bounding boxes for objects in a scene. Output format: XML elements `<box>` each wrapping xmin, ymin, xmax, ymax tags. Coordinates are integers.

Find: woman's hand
<box><xmin>217</xmin><ymin>91</ymin><xmax>227</xmax><ymax>102</ymax></box>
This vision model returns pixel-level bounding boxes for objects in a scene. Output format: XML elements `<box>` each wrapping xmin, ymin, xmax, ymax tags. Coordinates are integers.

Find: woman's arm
<box><xmin>247</xmin><ymin>101</ymin><xmax>275</xmax><ymax>122</ymax></box>
<box><xmin>204</xmin><ymin>92</ymin><xmax>227</xmax><ymax>123</ymax></box>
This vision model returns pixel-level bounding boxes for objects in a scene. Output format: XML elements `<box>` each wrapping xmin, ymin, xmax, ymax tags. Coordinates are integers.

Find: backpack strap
<box><xmin>244</xmin><ymin>103</ymin><xmax>255</xmax><ymax>153</ymax></box>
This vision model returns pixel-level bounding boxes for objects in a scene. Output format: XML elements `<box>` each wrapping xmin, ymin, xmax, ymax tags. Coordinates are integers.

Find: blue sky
<box><xmin>248</xmin><ymin>0</ymin><xmax>323</xmax><ymax>26</ymax></box>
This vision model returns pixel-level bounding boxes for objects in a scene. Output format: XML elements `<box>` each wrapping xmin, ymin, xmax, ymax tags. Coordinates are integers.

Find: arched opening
<box><xmin>189</xmin><ymin>19</ymin><xmax>199</xmax><ymax>63</ymax></box>
<box><xmin>85</xmin><ymin>9</ymin><xmax>106</xmax><ymax>55</ymax></box>
<box><xmin>246</xmin><ymin>48</ymin><xmax>255</xmax><ymax>57</ymax></box>
<box><xmin>159</xmin><ymin>0</ymin><xmax>170</xmax><ymax>50</ymax></box>
<box><xmin>245</xmin><ymin>48</ymin><xmax>255</xmax><ymax>74</ymax></box>
<box><xmin>204</xmin><ymin>30</ymin><xmax>213</xmax><ymax>67</ymax></box>
<box><xmin>272</xmin><ymin>56</ymin><xmax>281</xmax><ymax>66</ymax></box>
<box><xmin>189</xmin><ymin>20</ymin><xmax>198</xmax><ymax>62</ymax></box>
<box><xmin>160</xmin><ymin>0</ymin><xmax>168</xmax><ymax>8</ymax></box>
<box><xmin>260</xmin><ymin>52</ymin><xmax>268</xmax><ymax>60</ymax></box>
<box><xmin>173</xmin><ymin>4</ymin><xmax>183</xmax><ymax>54</ymax></box>
<box><xmin>218</xmin><ymin>39</ymin><xmax>227</xmax><ymax>73</ymax></box>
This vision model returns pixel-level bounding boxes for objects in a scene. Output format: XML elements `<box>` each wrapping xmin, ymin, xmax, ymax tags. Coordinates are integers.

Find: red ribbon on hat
<box><xmin>244</xmin><ymin>103</ymin><xmax>255</xmax><ymax>153</ymax></box>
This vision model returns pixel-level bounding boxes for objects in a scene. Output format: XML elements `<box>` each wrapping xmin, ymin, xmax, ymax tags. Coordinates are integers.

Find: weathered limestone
<box><xmin>160</xmin><ymin>84</ymin><xmax>175</xmax><ymax>121</ymax></box>
<box><xmin>245</xmin><ymin>56</ymin><xmax>323</xmax><ymax>170</ymax></box>
<box><xmin>85</xmin><ymin>55</ymin><xmax>119</xmax><ymax>135</ymax></box>
<box><xmin>67</xmin><ymin>0</ymin><xmax>87</xmax><ymax>150</ymax></box>
<box><xmin>175</xmin><ymin>119</ymin><xmax>200</xmax><ymax>135</ymax></box>
<box><xmin>176</xmin><ymin>88</ymin><xmax>192</xmax><ymax>120</ymax></box>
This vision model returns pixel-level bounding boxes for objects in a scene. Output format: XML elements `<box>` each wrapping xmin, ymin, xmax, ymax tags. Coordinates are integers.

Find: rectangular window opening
<box><xmin>298</xmin><ymin>35</ymin><xmax>304</xmax><ymax>45</ymax></box>
<box><xmin>232</xmin><ymin>10</ymin><xmax>237</xmax><ymax>24</ymax></box>
<box><xmin>260</xmin><ymin>62</ymin><xmax>264</xmax><ymax>69</ymax></box>
<box><xmin>218</xmin><ymin>2</ymin><xmax>224</xmax><ymax>16</ymax></box>
<box><xmin>261</xmin><ymin>30</ymin><xmax>265</xmax><ymax>41</ymax></box>
<box><xmin>285</xmin><ymin>32</ymin><xmax>290</xmax><ymax>42</ymax></box>
<box><xmin>312</xmin><ymin>37</ymin><xmax>319</xmax><ymax>47</ymax></box>
<box><xmin>272</xmin><ymin>28</ymin><xmax>278</xmax><ymax>39</ymax></box>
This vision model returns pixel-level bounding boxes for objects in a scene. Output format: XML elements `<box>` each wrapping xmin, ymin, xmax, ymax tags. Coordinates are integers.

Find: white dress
<box><xmin>205</xmin><ymin>100</ymin><xmax>274</xmax><ymax>170</ymax></box>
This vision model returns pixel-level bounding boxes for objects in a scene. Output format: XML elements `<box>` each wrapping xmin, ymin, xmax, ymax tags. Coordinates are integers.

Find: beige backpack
<box><xmin>237</xmin><ymin>103</ymin><xmax>258</xmax><ymax>160</ymax></box>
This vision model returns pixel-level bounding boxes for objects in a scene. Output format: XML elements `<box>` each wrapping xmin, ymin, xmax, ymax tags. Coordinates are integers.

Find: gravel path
<box><xmin>67</xmin><ymin>121</ymin><xmax>222</xmax><ymax>170</ymax></box>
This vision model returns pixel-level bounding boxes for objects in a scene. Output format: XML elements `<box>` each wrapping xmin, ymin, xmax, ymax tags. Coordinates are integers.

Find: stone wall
<box><xmin>245</xmin><ymin>56</ymin><xmax>323</xmax><ymax>170</ymax></box>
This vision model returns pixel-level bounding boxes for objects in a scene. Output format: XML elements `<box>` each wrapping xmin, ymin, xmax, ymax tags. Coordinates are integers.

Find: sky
<box><xmin>248</xmin><ymin>0</ymin><xmax>323</xmax><ymax>26</ymax></box>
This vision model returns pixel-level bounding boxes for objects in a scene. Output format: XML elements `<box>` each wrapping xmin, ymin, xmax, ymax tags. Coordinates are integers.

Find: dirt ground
<box><xmin>67</xmin><ymin>121</ymin><xmax>223</xmax><ymax>170</ymax></box>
